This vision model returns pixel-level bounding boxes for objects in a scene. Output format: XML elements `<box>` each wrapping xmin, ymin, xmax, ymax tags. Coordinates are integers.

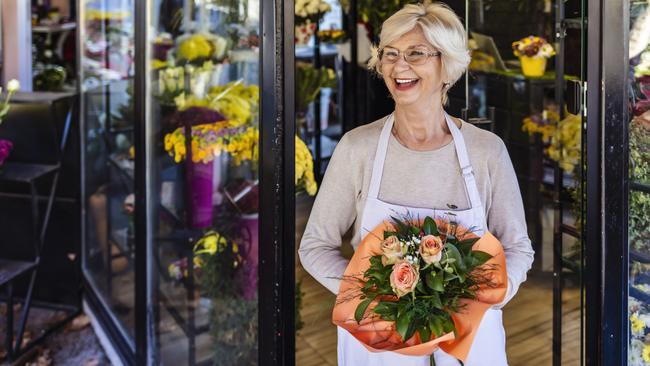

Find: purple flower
<box><xmin>0</xmin><ymin>139</ymin><xmax>13</xmax><ymax>166</ymax></box>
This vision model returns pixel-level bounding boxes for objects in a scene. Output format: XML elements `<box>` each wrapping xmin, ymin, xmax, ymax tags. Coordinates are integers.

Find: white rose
<box><xmin>7</xmin><ymin>79</ymin><xmax>20</xmax><ymax>93</ymax></box>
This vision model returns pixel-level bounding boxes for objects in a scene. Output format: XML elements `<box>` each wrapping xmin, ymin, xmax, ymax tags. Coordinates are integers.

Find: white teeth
<box><xmin>395</xmin><ymin>78</ymin><xmax>418</xmax><ymax>84</ymax></box>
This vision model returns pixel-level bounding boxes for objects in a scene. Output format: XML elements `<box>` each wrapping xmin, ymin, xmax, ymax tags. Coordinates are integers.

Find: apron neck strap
<box><xmin>445</xmin><ymin>114</ymin><xmax>483</xmax><ymax>210</ymax></box>
<box><xmin>366</xmin><ymin>113</ymin><xmax>484</xmax><ymax>212</ymax></box>
<box><xmin>367</xmin><ymin>114</ymin><xmax>394</xmax><ymax>198</ymax></box>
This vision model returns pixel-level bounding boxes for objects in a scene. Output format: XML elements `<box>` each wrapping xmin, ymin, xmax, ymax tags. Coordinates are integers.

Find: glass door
<box><xmin>465</xmin><ymin>0</ymin><xmax>586</xmax><ymax>364</ymax></box>
<box><xmin>79</xmin><ymin>0</ymin><xmax>136</xmax><ymax>356</ymax></box>
<box><xmin>142</xmin><ymin>1</ymin><xmax>262</xmax><ymax>364</ymax></box>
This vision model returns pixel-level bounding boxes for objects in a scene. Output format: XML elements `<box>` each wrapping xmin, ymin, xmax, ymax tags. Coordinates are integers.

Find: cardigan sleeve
<box><xmin>298</xmin><ymin>133</ymin><xmax>360</xmax><ymax>294</ymax></box>
<box><xmin>486</xmin><ymin>139</ymin><xmax>536</xmax><ymax>308</ymax></box>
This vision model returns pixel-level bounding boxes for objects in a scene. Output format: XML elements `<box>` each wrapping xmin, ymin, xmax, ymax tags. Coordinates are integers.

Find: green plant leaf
<box><xmin>425</xmin><ymin>272</ymin><xmax>444</xmax><ymax>292</ymax></box>
<box><xmin>396</xmin><ymin>310</ymin><xmax>413</xmax><ymax>341</ymax></box>
<box><xmin>444</xmin><ymin>243</ymin><xmax>465</xmax><ymax>271</ymax></box>
<box><xmin>404</xmin><ymin>319</ymin><xmax>418</xmax><ymax>341</ymax></box>
<box><xmin>355</xmin><ymin>297</ymin><xmax>374</xmax><ymax>323</ymax></box>
<box><xmin>457</xmin><ymin>237</ymin><xmax>479</xmax><ymax>255</ymax></box>
<box><xmin>423</xmin><ymin>216</ymin><xmax>439</xmax><ymax>236</ymax></box>
<box><xmin>471</xmin><ymin>250</ymin><xmax>493</xmax><ymax>266</ymax></box>
<box><xmin>428</xmin><ymin>316</ymin><xmax>443</xmax><ymax>337</ymax></box>
<box><xmin>419</xmin><ymin>326</ymin><xmax>432</xmax><ymax>342</ymax></box>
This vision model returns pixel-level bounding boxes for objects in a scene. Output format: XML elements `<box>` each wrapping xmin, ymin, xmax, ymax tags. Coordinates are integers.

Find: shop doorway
<box><xmin>294</xmin><ymin>1</ymin><xmax>588</xmax><ymax>365</ymax></box>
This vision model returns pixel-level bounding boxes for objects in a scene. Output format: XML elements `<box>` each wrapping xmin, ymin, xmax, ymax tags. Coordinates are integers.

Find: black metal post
<box><xmin>314</xmin><ymin>19</ymin><xmax>322</xmax><ymax>181</ymax></box>
<box><xmin>585</xmin><ymin>0</ymin><xmax>630</xmax><ymax>364</ymax></box>
<box><xmin>134</xmin><ymin>0</ymin><xmax>150</xmax><ymax>364</ymax></box>
<box><xmin>552</xmin><ymin>0</ymin><xmax>566</xmax><ymax>364</ymax></box>
<box><xmin>259</xmin><ymin>0</ymin><xmax>296</xmax><ymax>365</ymax></box>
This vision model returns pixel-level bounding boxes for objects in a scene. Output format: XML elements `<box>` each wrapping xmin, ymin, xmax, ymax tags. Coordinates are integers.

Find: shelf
<box><xmin>32</xmin><ymin>22</ymin><xmax>76</xmax><ymax>34</ymax></box>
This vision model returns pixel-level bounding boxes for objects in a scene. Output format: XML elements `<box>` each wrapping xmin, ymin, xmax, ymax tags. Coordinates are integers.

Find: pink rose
<box><xmin>419</xmin><ymin>235</ymin><xmax>443</xmax><ymax>264</ymax></box>
<box><xmin>390</xmin><ymin>260</ymin><xmax>419</xmax><ymax>298</ymax></box>
<box><xmin>381</xmin><ymin>235</ymin><xmax>404</xmax><ymax>265</ymax></box>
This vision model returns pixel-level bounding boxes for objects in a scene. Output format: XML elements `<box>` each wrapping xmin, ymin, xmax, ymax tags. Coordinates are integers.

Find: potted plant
<box><xmin>512</xmin><ymin>36</ymin><xmax>556</xmax><ymax>77</ymax></box>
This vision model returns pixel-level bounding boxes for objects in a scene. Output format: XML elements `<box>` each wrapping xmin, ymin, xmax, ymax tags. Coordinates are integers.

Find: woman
<box><xmin>299</xmin><ymin>3</ymin><xmax>534</xmax><ymax>365</ymax></box>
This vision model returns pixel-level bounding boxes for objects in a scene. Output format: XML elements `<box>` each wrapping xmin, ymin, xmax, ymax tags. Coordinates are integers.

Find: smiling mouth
<box><xmin>394</xmin><ymin>78</ymin><xmax>419</xmax><ymax>90</ymax></box>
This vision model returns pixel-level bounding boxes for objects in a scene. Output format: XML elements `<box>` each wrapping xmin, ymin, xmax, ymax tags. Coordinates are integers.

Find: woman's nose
<box><xmin>393</xmin><ymin>56</ymin><xmax>411</xmax><ymax>71</ymax></box>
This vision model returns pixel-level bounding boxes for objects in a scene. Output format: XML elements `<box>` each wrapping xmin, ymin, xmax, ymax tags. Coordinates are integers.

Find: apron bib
<box><xmin>337</xmin><ymin>113</ymin><xmax>508</xmax><ymax>366</ymax></box>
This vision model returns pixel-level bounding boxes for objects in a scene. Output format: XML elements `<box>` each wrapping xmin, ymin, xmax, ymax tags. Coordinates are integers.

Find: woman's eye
<box><xmin>408</xmin><ymin>50</ymin><xmax>426</xmax><ymax>57</ymax></box>
<box><xmin>384</xmin><ymin>51</ymin><xmax>399</xmax><ymax>58</ymax></box>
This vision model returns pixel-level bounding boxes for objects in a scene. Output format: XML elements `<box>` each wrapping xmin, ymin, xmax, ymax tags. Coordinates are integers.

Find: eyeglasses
<box><xmin>379</xmin><ymin>47</ymin><xmax>442</xmax><ymax>65</ymax></box>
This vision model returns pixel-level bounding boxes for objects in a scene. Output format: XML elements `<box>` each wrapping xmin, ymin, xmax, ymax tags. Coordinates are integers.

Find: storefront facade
<box><xmin>73</xmin><ymin>0</ymin><xmax>647</xmax><ymax>365</ymax></box>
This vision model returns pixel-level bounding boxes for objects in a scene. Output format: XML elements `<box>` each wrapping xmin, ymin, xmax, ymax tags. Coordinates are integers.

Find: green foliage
<box><xmin>354</xmin><ymin>215</ymin><xmax>496</xmax><ymax>342</ymax></box>
<box><xmin>630</xmin><ymin>121</ymin><xmax>650</xmax><ymax>251</ymax></box>
<box><xmin>210</xmin><ymin>296</ymin><xmax>257</xmax><ymax>366</ymax></box>
<box><xmin>295</xmin><ymin>61</ymin><xmax>337</xmax><ymax>114</ymax></box>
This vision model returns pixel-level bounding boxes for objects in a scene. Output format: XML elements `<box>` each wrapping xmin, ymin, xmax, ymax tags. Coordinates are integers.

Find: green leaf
<box><xmin>410</xmin><ymin>225</ymin><xmax>421</xmax><ymax>236</ymax></box>
<box><xmin>423</xmin><ymin>217</ymin><xmax>439</xmax><ymax>236</ymax></box>
<box><xmin>457</xmin><ymin>237</ymin><xmax>479</xmax><ymax>255</ymax></box>
<box><xmin>430</xmin><ymin>292</ymin><xmax>442</xmax><ymax>308</ymax></box>
<box><xmin>390</xmin><ymin>216</ymin><xmax>410</xmax><ymax>234</ymax></box>
<box><xmin>444</xmin><ymin>271</ymin><xmax>458</xmax><ymax>281</ymax></box>
<box><xmin>425</xmin><ymin>272</ymin><xmax>445</xmax><ymax>292</ymax></box>
<box><xmin>419</xmin><ymin>326</ymin><xmax>432</xmax><ymax>342</ymax></box>
<box><xmin>404</xmin><ymin>319</ymin><xmax>418</xmax><ymax>341</ymax></box>
<box><xmin>355</xmin><ymin>297</ymin><xmax>373</xmax><ymax>323</ymax></box>
<box><xmin>441</xmin><ymin>316</ymin><xmax>455</xmax><ymax>334</ymax></box>
<box><xmin>444</xmin><ymin>243</ymin><xmax>465</xmax><ymax>271</ymax></box>
<box><xmin>396</xmin><ymin>310</ymin><xmax>413</xmax><ymax>341</ymax></box>
<box><xmin>471</xmin><ymin>250</ymin><xmax>493</xmax><ymax>266</ymax></box>
<box><xmin>373</xmin><ymin>301</ymin><xmax>398</xmax><ymax>317</ymax></box>
<box><xmin>383</xmin><ymin>231</ymin><xmax>397</xmax><ymax>239</ymax></box>
<box><xmin>428</xmin><ymin>317</ymin><xmax>443</xmax><ymax>337</ymax></box>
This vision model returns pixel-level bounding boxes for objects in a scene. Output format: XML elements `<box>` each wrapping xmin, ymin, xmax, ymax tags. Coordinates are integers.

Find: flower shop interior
<box><xmin>0</xmin><ymin>0</ymin><xmax>647</xmax><ymax>365</ymax></box>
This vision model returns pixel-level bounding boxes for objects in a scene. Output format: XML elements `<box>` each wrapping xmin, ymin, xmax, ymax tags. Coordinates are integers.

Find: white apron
<box><xmin>337</xmin><ymin>113</ymin><xmax>508</xmax><ymax>366</ymax></box>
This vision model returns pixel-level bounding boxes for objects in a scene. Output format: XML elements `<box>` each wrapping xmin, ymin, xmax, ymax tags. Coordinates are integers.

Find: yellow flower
<box><xmin>631</xmin><ymin>313</ymin><xmax>645</xmax><ymax>335</ymax></box>
<box><xmin>643</xmin><ymin>344</ymin><xmax>650</xmax><ymax>363</ymax></box>
<box><xmin>178</xmin><ymin>34</ymin><xmax>213</xmax><ymax>62</ymax></box>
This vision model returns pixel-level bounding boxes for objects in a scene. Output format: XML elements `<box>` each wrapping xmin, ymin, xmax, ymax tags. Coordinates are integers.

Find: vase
<box><xmin>520</xmin><ymin>56</ymin><xmax>547</xmax><ymax>77</ymax></box>
<box><xmin>237</xmin><ymin>213</ymin><xmax>259</xmax><ymax>300</ymax></box>
<box><xmin>187</xmin><ymin>160</ymin><xmax>214</xmax><ymax>228</ymax></box>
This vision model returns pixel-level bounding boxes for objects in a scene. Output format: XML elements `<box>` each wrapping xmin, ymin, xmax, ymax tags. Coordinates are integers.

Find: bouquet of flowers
<box><xmin>295</xmin><ymin>0</ymin><xmax>331</xmax><ymax>25</ymax></box>
<box><xmin>512</xmin><ymin>36</ymin><xmax>555</xmax><ymax>59</ymax></box>
<box><xmin>295</xmin><ymin>0</ymin><xmax>331</xmax><ymax>44</ymax></box>
<box><xmin>333</xmin><ymin>214</ymin><xmax>507</xmax><ymax>361</ymax></box>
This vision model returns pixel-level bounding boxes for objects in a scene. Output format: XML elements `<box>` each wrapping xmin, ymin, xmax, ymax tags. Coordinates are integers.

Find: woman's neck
<box><xmin>392</xmin><ymin>104</ymin><xmax>452</xmax><ymax>151</ymax></box>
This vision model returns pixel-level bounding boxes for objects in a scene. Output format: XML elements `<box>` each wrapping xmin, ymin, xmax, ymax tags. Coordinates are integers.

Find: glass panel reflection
<box><xmin>80</xmin><ymin>0</ymin><xmax>136</xmax><ymax>344</ymax></box>
<box><xmin>148</xmin><ymin>1</ymin><xmax>260</xmax><ymax>364</ymax></box>
<box><xmin>629</xmin><ymin>2</ymin><xmax>650</xmax><ymax>364</ymax></box>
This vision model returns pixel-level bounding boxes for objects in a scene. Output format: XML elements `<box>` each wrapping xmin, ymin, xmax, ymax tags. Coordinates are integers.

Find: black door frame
<box><xmin>585</xmin><ymin>0</ymin><xmax>630</xmax><ymax>364</ymax></box>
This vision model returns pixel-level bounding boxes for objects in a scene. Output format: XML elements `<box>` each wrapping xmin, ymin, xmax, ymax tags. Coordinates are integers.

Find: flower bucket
<box><xmin>237</xmin><ymin>213</ymin><xmax>259</xmax><ymax>300</ymax></box>
<box><xmin>187</xmin><ymin>160</ymin><xmax>214</xmax><ymax>228</ymax></box>
<box><xmin>520</xmin><ymin>56</ymin><xmax>547</xmax><ymax>77</ymax></box>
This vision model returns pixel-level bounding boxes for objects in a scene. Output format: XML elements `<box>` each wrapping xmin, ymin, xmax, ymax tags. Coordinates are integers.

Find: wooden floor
<box><xmin>295</xmin><ymin>196</ymin><xmax>582</xmax><ymax>366</ymax></box>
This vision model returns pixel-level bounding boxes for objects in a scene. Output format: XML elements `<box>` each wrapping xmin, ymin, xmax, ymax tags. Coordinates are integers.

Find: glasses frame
<box><xmin>378</xmin><ymin>46</ymin><xmax>442</xmax><ymax>65</ymax></box>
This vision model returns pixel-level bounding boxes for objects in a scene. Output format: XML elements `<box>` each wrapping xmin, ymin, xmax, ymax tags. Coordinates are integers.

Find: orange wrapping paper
<box><xmin>332</xmin><ymin>219</ymin><xmax>508</xmax><ymax>361</ymax></box>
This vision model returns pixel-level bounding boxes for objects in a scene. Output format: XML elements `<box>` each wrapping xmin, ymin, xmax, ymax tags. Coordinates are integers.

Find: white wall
<box><xmin>1</xmin><ymin>0</ymin><xmax>33</xmax><ymax>91</ymax></box>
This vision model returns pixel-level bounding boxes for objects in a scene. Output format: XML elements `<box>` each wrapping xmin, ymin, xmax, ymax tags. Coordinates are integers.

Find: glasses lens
<box><xmin>405</xmin><ymin>49</ymin><xmax>428</xmax><ymax>64</ymax></box>
<box><xmin>381</xmin><ymin>49</ymin><xmax>399</xmax><ymax>63</ymax></box>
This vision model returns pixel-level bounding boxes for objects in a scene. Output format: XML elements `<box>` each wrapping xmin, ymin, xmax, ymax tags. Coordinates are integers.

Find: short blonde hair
<box><xmin>367</xmin><ymin>2</ymin><xmax>470</xmax><ymax>104</ymax></box>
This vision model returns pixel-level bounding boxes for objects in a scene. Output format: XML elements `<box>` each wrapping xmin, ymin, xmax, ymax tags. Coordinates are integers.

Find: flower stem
<box><xmin>430</xmin><ymin>354</ymin><xmax>436</xmax><ymax>366</ymax></box>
